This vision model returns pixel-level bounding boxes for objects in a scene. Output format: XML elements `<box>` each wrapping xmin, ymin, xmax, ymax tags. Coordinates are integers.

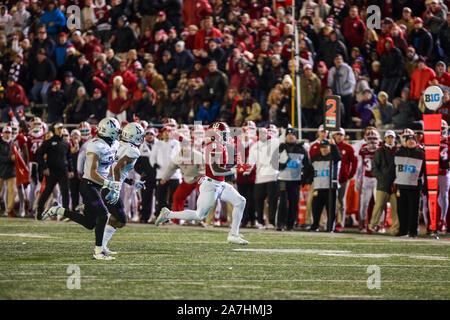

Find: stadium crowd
<box><xmin>0</xmin><ymin>0</ymin><xmax>449</xmax><ymax>236</ymax></box>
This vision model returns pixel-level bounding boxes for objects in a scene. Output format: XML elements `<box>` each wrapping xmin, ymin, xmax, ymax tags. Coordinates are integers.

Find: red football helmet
<box><xmin>207</xmin><ymin>122</ymin><xmax>230</xmax><ymax>145</ymax></box>
<box><xmin>78</xmin><ymin>121</ymin><xmax>91</xmax><ymax>141</ymax></box>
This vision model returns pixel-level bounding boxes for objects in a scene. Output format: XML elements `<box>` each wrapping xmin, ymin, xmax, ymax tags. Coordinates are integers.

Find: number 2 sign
<box><xmin>323</xmin><ymin>95</ymin><xmax>341</xmax><ymax>131</ymax></box>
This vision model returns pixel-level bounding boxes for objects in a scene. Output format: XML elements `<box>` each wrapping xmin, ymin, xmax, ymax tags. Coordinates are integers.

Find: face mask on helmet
<box><xmin>442</xmin><ymin>120</ymin><xmax>448</xmax><ymax>138</ymax></box>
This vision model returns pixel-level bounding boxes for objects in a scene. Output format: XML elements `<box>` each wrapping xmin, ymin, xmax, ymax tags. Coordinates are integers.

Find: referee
<box><xmin>36</xmin><ymin>123</ymin><xmax>73</xmax><ymax>220</ymax></box>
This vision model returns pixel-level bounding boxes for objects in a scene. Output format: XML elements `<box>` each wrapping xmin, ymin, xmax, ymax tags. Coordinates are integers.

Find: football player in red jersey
<box><xmin>357</xmin><ymin>129</ymin><xmax>381</xmax><ymax>232</ymax></box>
<box><xmin>26</xmin><ymin>117</ymin><xmax>46</xmax><ymax>216</ymax></box>
<box><xmin>10</xmin><ymin>121</ymin><xmax>29</xmax><ymax>217</ymax></box>
<box><xmin>438</xmin><ymin>120</ymin><xmax>450</xmax><ymax>232</ymax></box>
<box><xmin>156</xmin><ymin>122</ymin><xmax>251</xmax><ymax>244</ymax></box>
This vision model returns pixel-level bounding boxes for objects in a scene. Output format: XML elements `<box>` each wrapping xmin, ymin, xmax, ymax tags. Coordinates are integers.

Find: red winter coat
<box><xmin>336</xmin><ymin>141</ymin><xmax>357</xmax><ymax>183</ymax></box>
<box><xmin>109</xmin><ymin>70</ymin><xmax>137</xmax><ymax>95</ymax></box>
<box><xmin>194</xmin><ymin>27</ymin><xmax>223</xmax><ymax>50</ymax></box>
<box><xmin>107</xmin><ymin>85</ymin><xmax>129</xmax><ymax>114</ymax></box>
<box><xmin>410</xmin><ymin>66</ymin><xmax>436</xmax><ymax>100</ymax></box>
<box><xmin>436</xmin><ymin>72</ymin><xmax>450</xmax><ymax>87</ymax></box>
<box><xmin>342</xmin><ymin>16</ymin><xmax>366</xmax><ymax>48</ymax></box>
<box><xmin>182</xmin><ymin>0</ymin><xmax>213</xmax><ymax>27</ymax></box>
<box><xmin>5</xmin><ymin>83</ymin><xmax>29</xmax><ymax>107</ymax></box>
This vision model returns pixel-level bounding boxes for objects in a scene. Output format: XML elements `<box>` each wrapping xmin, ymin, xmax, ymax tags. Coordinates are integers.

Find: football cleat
<box><xmin>42</xmin><ymin>204</ymin><xmax>64</xmax><ymax>221</ymax></box>
<box><xmin>93</xmin><ymin>251</ymin><xmax>116</xmax><ymax>260</ymax></box>
<box><xmin>75</xmin><ymin>204</ymin><xmax>85</xmax><ymax>212</ymax></box>
<box><xmin>227</xmin><ymin>234</ymin><xmax>249</xmax><ymax>245</ymax></box>
<box><xmin>103</xmin><ymin>247</ymin><xmax>117</xmax><ymax>255</ymax></box>
<box><xmin>438</xmin><ymin>220</ymin><xmax>447</xmax><ymax>232</ymax></box>
<box><xmin>155</xmin><ymin>207</ymin><xmax>171</xmax><ymax>226</ymax></box>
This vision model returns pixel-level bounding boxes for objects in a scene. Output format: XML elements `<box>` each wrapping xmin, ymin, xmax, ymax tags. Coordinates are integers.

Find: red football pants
<box><xmin>172</xmin><ymin>181</ymin><xmax>198</xmax><ymax>212</ymax></box>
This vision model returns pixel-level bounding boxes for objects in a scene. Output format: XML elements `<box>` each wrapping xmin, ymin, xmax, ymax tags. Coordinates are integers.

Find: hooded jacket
<box><xmin>380</xmin><ymin>37</ymin><xmax>404</xmax><ymax>78</ymax></box>
<box><xmin>40</xmin><ymin>7</ymin><xmax>66</xmax><ymax>35</ymax></box>
<box><xmin>327</xmin><ymin>62</ymin><xmax>356</xmax><ymax>97</ymax></box>
<box><xmin>0</xmin><ymin>6</ymin><xmax>13</xmax><ymax>35</ymax></box>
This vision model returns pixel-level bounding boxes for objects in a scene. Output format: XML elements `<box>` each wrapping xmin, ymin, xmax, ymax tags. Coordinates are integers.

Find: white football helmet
<box><xmin>98</xmin><ymin>117</ymin><xmax>121</xmax><ymax>141</ymax></box>
<box><xmin>366</xmin><ymin>129</ymin><xmax>380</xmax><ymax>151</ymax></box>
<box><xmin>9</xmin><ymin>121</ymin><xmax>19</xmax><ymax>140</ymax></box>
<box><xmin>207</xmin><ymin>122</ymin><xmax>231</xmax><ymax>145</ymax></box>
<box><xmin>139</xmin><ymin>120</ymin><xmax>149</xmax><ymax>131</ymax></box>
<box><xmin>29</xmin><ymin>117</ymin><xmax>44</xmax><ymax>137</ymax></box>
<box><xmin>442</xmin><ymin>120</ymin><xmax>448</xmax><ymax>138</ymax></box>
<box><xmin>122</xmin><ymin>122</ymin><xmax>145</xmax><ymax>146</ymax></box>
<box><xmin>78</xmin><ymin>121</ymin><xmax>91</xmax><ymax>141</ymax></box>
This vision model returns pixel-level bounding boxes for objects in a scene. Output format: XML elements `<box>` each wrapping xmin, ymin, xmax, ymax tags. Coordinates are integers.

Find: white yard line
<box><xmin>0</xmin><ymin>279</ymin><xmax>449</xmax><ymax>283</ymax></box>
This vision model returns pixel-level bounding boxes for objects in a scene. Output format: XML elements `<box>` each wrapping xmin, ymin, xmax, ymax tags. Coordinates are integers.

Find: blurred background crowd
<box><xmin>0</xmin><ymin>0</ymin><xmax>449</xmax><ymax>235</ymax></box>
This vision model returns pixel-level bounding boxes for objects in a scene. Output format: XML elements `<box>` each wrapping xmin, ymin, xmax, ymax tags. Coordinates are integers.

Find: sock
<box><xmin>167</xmin><ymin>209</ymin><xmax>199</xmax><ymax>220</ymax></box>
<box><xmin>229</xmin><ymin>206</ymin><xmax>244</xmax><ymax>236</ymax></box>
<box><xmin>94</xmin><ymin>246</ymin><xmax>103</xmax><ymax>255</ymax></box>
<box><xmin>102</xmin><ymin>225</ymin><xmax>116</xmax><ymax>249</ymax></box>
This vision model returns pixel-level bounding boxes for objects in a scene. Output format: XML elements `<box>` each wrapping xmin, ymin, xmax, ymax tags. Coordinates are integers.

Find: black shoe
<box><xmin>276</xmin><ymin>227</ymin><xmax>283</xmax><ymax>231</ymax></box>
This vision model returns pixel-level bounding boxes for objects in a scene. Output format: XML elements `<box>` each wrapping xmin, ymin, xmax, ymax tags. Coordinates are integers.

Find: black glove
<box><xmin>154</xmin><ymin>163</ymin><xmax>160</xmax><ymax>169</ymax></box>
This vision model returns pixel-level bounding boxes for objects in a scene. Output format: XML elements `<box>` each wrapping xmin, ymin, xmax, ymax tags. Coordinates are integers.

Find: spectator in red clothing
<box><xmin>4</xmin><ymin>77</ymin><xmax>29</xmax><ymax>122</ymax></box>
<box><xmin>109</xmin><ymin>59</ymin><xmax>137</xmax><ymax>95</ymax></box>
<box><xmin>107</xmin><ymin>75</ymin><xmax>129</xmax><ymax>123</ymax></box>
<box><xmin>433</xmin><ymin>61</ymin><xmax>450</xmax><ymax>87</ymax></box>
<box><xmin>332</xmin><ymin>128</ymin><xmax>357</xmax><ymax>232</ymax></box>
<box><xmin>410</xmin><ymin>56</ymin><xmax>436</xmax><ymax>101</ymax></box>
<box><xmin>193</xmin><ymin>16</ymin><xmax>223</xmax><ymax>53</ymax></box>
<box><xmin>182</xmin><ymin>0</ymin><xmax>213</xmax><ymax>27</ymax></box>
<box><xmin>317</xmin><ymin>61</ymin><xmax>329</xmax><ymax>97</ymax></box>
<box><xmin>253</xmin><ymin>38</ymin><xmax>274</xmax><ymax>60</ymax></box>
<box><xmin>343</xmin><ymin>6</ymin><xmax>366</xmax><ymax>50</ymax></box>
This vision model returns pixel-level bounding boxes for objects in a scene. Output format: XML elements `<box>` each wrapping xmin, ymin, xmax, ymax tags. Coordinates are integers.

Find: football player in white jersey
<box><xmin>42</xmin><ymin>117</ymin><xmax>122</xmax><ymax>260</ymax></box>
<box><xmin>101</xmin><ymin>122</ymin><xmax>146</xmax><ymax>255</ymax></box>
<box><xmin>155</xmin><ymin>122</ymin><xmax>252</xmax><ymax>245</ymax></box>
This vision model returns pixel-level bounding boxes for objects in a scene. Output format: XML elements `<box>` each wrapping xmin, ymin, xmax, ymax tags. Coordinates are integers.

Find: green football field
<box><xmin>0</xmin><ymin>217</ymin><xmax>449</xmax><ymax>300</ymax></box>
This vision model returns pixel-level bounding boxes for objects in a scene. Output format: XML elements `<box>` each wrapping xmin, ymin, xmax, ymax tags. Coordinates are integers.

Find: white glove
<box><xmin>134</xmin><ymin>180</ymin><xmax>146</xmax><ymax>190</ymax></box>
<box><xmin>105</xmin><ymin>189</ymin><xmax>120</xmax><ymax>205</ymax></box>
<box><xmin>279</xmin><ymin>150</ymin><xmax>289</xmax><ymax>164</ymax></box>
<box><xmin>103</xmin><ymin>179</ymin><xmax>122</xmax><ymax>192</ymax></box>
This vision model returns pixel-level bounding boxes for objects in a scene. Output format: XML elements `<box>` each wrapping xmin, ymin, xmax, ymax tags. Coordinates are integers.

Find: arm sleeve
<box><xmin>370</xmin><ymin>149</ymin><xmax>382</xmax><ymax>179</ymax></box>
<box><xmin>331</xmin><ymin>144</ymin><xmax>342</xmax><ymax>162</ymax></box>
<box><xmin>161</xmin><ymin>156</ymin><xmax>179</xmax><ymax>181</ymax></box>
<box><xmin>66</xmin><ymin>143</ymin><xmax>73</xmax><ymax>172</ymax></box>
<box><xmin>301</xmin><ymin>150</ymin><xmax>314</xmax><ymax>184</ymax></box>
<box><xmin>77</xmin><ymin>145</ymin><xmax>86</xmax><ymax>174</ymax></box>
<box><xmin>348</xmin><ymin>146</ymin><xmax>358</xmax><ymax>179</ymax></box>
<box><xmin>149</xmin><ymin>143</ymin><xmax>157</xmax><ymax>167</ymax></box>
<box><xmin>36</xmin><ymin>140</ymin><xmax>49</xmax><ymax>170</ymax></box>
